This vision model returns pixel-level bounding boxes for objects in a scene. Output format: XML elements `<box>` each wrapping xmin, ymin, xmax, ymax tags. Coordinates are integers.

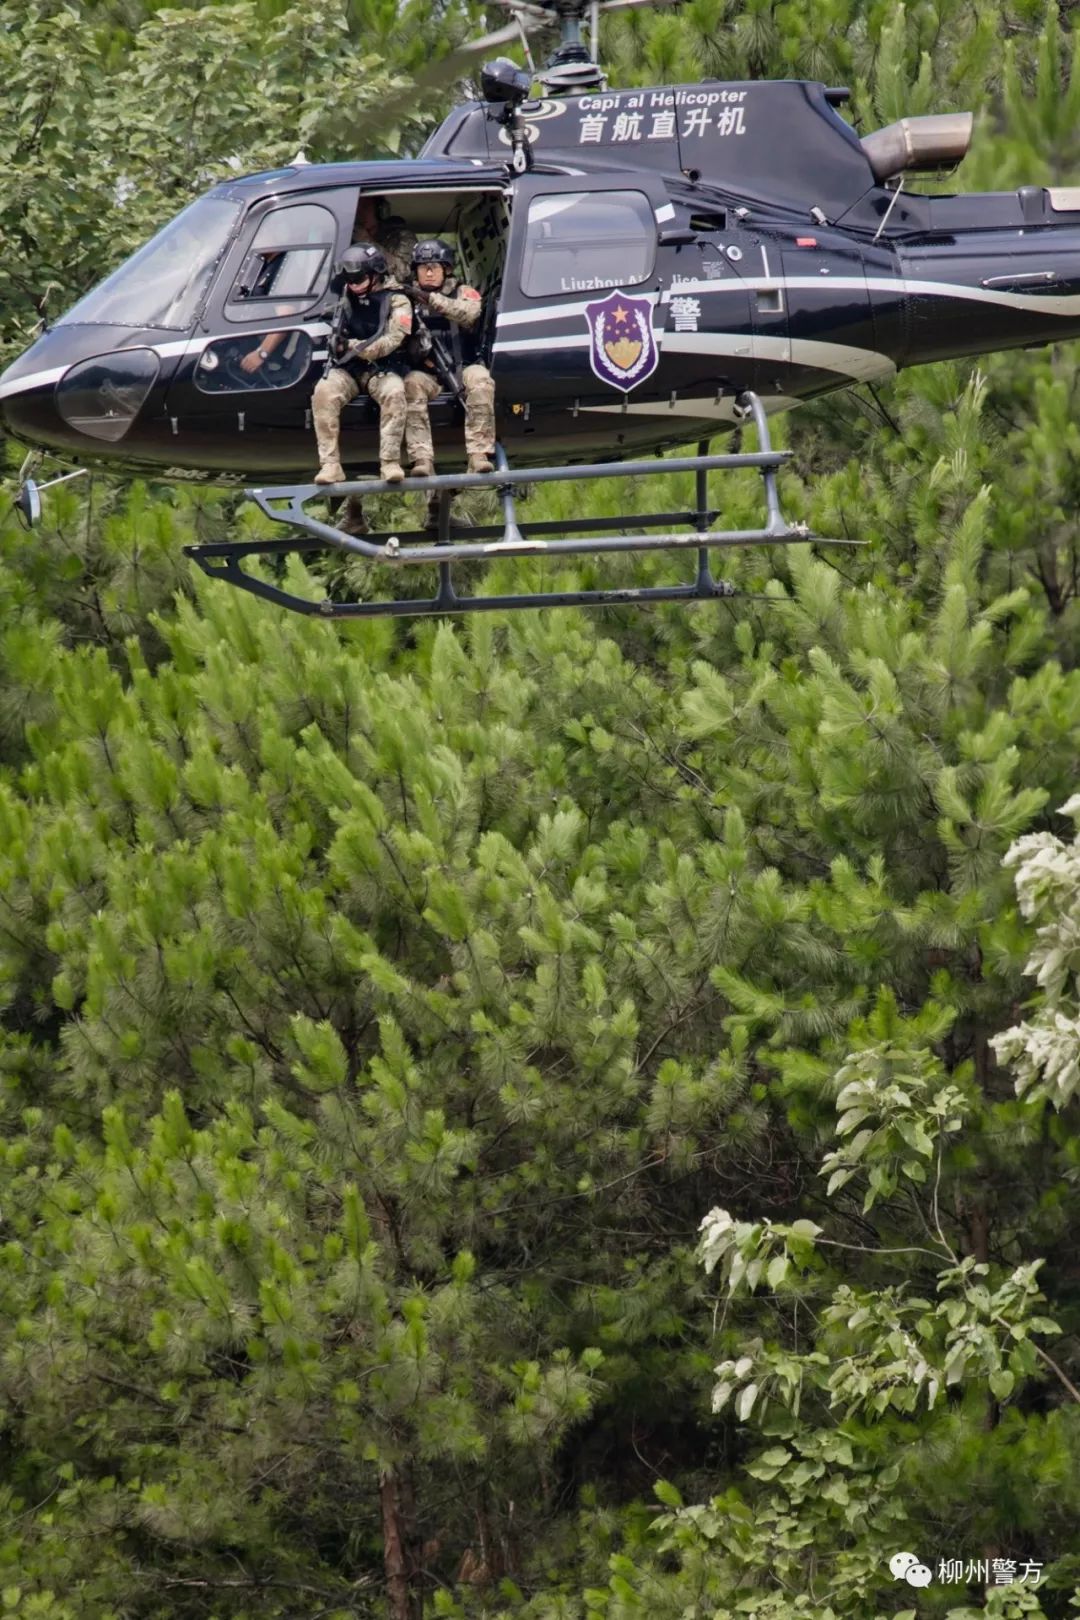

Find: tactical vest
<box><xmin>338</xmin><ymin>289</ymin><xmax>408</xmax><ymax>375</ymax></box>
<box><xmin>408</xmin><ymin>278</ymin><xmax>480</xmax><ymax>373</ymax></box>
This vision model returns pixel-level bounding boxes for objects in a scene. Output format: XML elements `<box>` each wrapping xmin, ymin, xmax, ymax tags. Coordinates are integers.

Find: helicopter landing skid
<box><xmin>184</xmin><ymin>392</ymin><xmax>856</xmax><ymax>619</ymax></box>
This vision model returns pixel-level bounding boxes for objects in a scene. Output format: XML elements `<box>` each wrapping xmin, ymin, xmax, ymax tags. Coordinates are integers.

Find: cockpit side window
<box><xmin>521</xmin><ymin>190</ymin><xmax>655</xmax><ymax>298</ymax></box>
<box><xmin>226</xmin><ymin>203</ymin><xmax>337</xmax><ymax>321</ymax></box>
<box><xmin>56</xmin><ymin>197</ymin><xmax>241</xmax><ymax>330</ymax></box>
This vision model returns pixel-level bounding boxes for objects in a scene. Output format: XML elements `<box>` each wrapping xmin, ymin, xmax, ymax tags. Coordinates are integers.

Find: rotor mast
<box><xmin>537</xmin><ymin>0</ymin><xmax>608</xmax><ymax>92</ymax></box>
<box><xmin>483</xmin><ymin>0</ymin><xmax>669</xmax><ymax>164</ymax></box>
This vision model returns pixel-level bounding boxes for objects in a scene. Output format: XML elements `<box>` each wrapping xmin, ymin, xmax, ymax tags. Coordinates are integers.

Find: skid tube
<box><xmin>184</xmin><ymin>392</ymin><xmax>860</xmax><ymax>618</ymax></box>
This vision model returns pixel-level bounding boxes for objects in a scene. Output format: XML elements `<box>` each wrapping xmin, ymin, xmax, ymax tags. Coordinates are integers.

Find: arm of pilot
<box><xmin>240</xmin><ymin>329</ymin><xmax>288</xmax><ymax>373</ymax></box>
<box><xmin>426</xmin><ymin>285</ymin><xmax>483</xmax><ymax>329</ymax></box>
<box><xmin>350</xmin><ymin>292</ymin><xmax>413</xmax><ymax>361</ymax></box>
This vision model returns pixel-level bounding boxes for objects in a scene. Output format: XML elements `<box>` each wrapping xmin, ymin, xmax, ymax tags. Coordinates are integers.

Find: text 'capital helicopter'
<box><xmin>4</xmin><ymin>0</ymin><xmax>1080</xmax><ymax>617</ymax></box>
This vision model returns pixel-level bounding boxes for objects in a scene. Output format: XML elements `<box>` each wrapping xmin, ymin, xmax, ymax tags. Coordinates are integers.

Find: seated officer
<box><xmin>311</xmin><ymin>243</ymin><xmax>418</xmax><ymax>487</ymax></box>
<box><xmin>403</xmin><ymin>239</ymin><xmax>495</xmax><ymax>477</ymax></box>
<box><xmin>352</xmin><ymin>196</ymin><xmax>416</xmax><ymax>284</ymax></box>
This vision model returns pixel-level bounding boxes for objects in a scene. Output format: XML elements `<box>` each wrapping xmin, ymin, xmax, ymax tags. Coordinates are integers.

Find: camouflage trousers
<box><xmin>403</xmin><ymin>364</ymin><xmax>495</xmax><ymax>467</ymax></box>
<box><xmin>311</xmin><ymin>364</ymin><xmax>409</xmax><ymax>474</ymax></box>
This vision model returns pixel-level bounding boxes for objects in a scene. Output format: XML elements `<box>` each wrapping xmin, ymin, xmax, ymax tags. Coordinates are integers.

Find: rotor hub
<box><xmin>540</xmin><ymin>41</ymin><xmax>608</xmax><ymax>93</ymax></box>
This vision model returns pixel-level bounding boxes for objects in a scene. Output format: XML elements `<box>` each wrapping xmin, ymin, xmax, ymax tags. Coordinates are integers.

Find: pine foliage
<box><xmin>2</xmin><ymin>2</ymin><xmax>1080</xmax><ymax>1618</ymax></box>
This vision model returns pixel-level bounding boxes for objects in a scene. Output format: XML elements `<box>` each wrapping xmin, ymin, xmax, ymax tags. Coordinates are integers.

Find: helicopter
<box><xmin>4</xmin><ymin>0</ymin><xmax>1080</xmax><ymax>617</ymax></box>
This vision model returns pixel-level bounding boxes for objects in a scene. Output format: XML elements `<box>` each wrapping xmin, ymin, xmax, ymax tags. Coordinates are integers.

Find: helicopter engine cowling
<box><xmin>861</xmin><ymin>112</ymin><xmax>973</xmax><ymax>183</ymax></box>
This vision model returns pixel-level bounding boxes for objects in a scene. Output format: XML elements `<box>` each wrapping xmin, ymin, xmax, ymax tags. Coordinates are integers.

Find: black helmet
<box><xmin>338</xmin><ymin>243</ymin><xmax>387</xmax><ymax>281</ymax></box>
<box><xmin>411</xmin><ymin>239</ymin><xmax>455</xmax><ymax>272</ymax></box>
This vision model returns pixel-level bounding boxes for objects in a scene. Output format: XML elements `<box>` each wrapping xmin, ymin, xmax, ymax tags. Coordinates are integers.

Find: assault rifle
<box><xmin>403</xmin><ymin>289</ymin><xmax>465</xmax><ymax>404</ymax></box>
<box><xmin>322</xmin><ymin>291</ymin><xmax>351</xmax><ymax>378</ymax></box>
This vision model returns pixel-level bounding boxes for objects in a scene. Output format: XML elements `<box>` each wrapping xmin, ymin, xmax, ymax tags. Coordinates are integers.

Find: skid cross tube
<box><xmin>237</xmin><ymin>452</ymin><xmax>799</xmax><ymax>565</ymax></box>
<box><xmin>184</xmin><ymin>392</ymin><xmax>857</xmax><ymax>618</ymax></box>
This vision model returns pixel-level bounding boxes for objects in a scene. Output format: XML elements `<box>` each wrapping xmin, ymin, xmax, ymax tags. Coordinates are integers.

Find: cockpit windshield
<box><xmin>56</xmin><ymin>197</ymin><xmax>241</xmax><ymax>331</ymax></box>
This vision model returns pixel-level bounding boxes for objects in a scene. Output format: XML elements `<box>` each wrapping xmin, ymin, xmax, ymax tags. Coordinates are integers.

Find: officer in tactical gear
<box><xmin>403</xmin><ymin>239</ymin><xmax>496</xmax><ymax>477</ymax></box>
<box><xmin>311</xmin><ymin>242</ymin><xmax>424</xmax><ymax>488</ymax></box>
<box><xmin>352</xmin><ymin>196</ymin><xmax>416</xmax><ymax>284</ymax></box>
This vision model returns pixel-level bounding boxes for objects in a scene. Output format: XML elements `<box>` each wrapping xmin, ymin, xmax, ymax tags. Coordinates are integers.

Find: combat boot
<box><xmin>381</xmin><ymin>461</ymin><xmax>405</xmax><ymax>483</ymax></box>
<box><xmin>339</xmin><ymin>496</ymin><xmax>369</xmax><ymax>538</ymax></box>
<box><xmin>312</xmin><ymin>402</ymin><xmax>346</xmax><ymax>484</ymax></box>
<box><xmin>425</xmin><ymin>495</ymin><xmax>472</xmax><ymax>534</ymax></box>
<box><xmin>411</xmin><ymin>459</ymin><xmax>435</xmax><ymax>478</ymax></box>
<box><xmin>468</xmin><ymin>453</ymin><xmax>494</xmax><ymax>474</ymax></box>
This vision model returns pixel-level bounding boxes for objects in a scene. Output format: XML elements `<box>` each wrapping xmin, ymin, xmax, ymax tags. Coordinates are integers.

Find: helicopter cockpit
<box><xmin>56</xmin><ymin>196</ymin><xmax>244</xmax><ymax>335</ymax></box>
<box><xmin>192</xmin><ymin>182</ymin><xmax>509</xmax><ymax>398</ymax></box>
<box><xmin>0</xmin><ymin>162</ymin><xmax>510</xmax><ymax>473</ymax></box>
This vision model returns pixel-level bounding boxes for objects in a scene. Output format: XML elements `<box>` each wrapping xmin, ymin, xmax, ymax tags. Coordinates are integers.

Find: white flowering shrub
<box><xmin>991</xmin><ymin>795</ymin><xmax>1080</xmax><ymax>1108</ymax></box>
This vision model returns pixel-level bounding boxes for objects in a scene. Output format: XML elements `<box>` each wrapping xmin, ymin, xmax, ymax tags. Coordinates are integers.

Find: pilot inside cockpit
<box><xmin>231</xmin><ymin>208</ymin><xmax>338</xmax><ymax>381</ymax></box>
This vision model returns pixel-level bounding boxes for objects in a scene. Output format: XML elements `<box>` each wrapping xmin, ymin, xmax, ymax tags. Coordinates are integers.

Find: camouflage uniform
<box><xmin>403</xmin><ymin>279</ymin><xmax>496</xmax><ymax>474</ymax></box>
<box><xmin>311</xmin><ymin>278</ymin><xmax>418</xmax><ymax>484</ymax></box>
<box><xmin>353</xmin><ymin>219</ymin><xmax>417</xmax><ymax>286</ymax></box>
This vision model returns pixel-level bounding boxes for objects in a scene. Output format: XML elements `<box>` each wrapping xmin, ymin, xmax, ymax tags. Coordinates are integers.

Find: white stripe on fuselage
<box><xmin>665</xmin><ymin>331</ymin><xmax>896</xmax><ymax>382</ymax></box>
<box><xmin>492</xmin><ymin>270</ymin><xmax>1080</xmax><ymax>385</ymax></box>
<box><xmin>0</xmin><ymin>324</ymin><xmax>331</xmax><ymax>404</ymax></box>
<box><xmin>0</xmin><ymin>365</ymin><xmax>67</xmax><ymax>402</ymax></box>
<box><xmin>493</xmin><ymin>334</ymin><xmax>597</xmax><ymax>353</ymax></box>
<box><xmin>497</xmin><ymin>292</ymin><xmax>661</xmax><ymax>327</ymax></box>
<box><xmin>664</xmin><ymin>272</ymin><xmax>1080</xmax><ymax>316</ymax></box>
<box><xmin>493</xmin><ymin>329</ymin><xmax>895</xmax><ymax>382</ymax></box>
<box><xmin>495</xmin><ymin>273</ymin><xmax>1080</xmax><ymax>327</ymax></box>
<box><xmin>822</xmin><ymin>273</ymin><xmax>1080</xmax><ymax>316</ymax></box>
<box><xmin>6</xmin><ymin>268</ymin><xmax>1080</xmax><ymax>409</ymax></box>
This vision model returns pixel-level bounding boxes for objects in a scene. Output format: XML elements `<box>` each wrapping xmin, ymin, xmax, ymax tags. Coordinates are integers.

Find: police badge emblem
<box><xmin>584</xmin><ymin>291</ymin><xmax>659</xmax><ymax>392</ymax></box>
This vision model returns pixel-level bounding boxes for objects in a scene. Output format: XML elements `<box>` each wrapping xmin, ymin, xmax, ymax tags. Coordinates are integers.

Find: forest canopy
<box><xmin>2</xmin><ymin>2</ymin><xmax>1080</xmax><ymax>1618</ymax></box>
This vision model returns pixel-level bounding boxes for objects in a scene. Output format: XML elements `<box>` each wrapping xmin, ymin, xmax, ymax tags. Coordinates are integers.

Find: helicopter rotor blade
<box><xmin>358</xmin><ymin>0</ymin><xmax>686</xmax><ymax>144</ymax></box>
<box><xmin>486</xmin><ymin>0</ymin><xmax>558</xmax><ymax>22</ymax></box>
<box><xmin>596</xmin><ymin>0</ymin><xmax>682</xmax><ymax>10</ymax></box>
<box><xmin>415</xmin><ymin>17</ymin><xmax>541</xmax><ymax>83</ymax></box>
<box><xmin>410</xmin><ymin>0</ymin><xmax>562</xmax><ymax>91</ymax></box>
<box><xmin>514</xmin><ymin>13</ymin><xmax>539</xmax><ymax>73</ymax></box>
<box><xmin>365</xmin><ymin>13</ymin><xmax>542</xmax><ymax>135</ymax></box>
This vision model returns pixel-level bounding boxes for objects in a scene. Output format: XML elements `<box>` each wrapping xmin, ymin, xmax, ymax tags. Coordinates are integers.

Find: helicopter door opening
<box><xmin>335</xmin><ymin>184</ymin><xmax>510</xmax><ymax>441</ymax></box>
<box><xmin>350</xmin><ymin>184</ymin><xmax>510</xmax><ymax>366</ymax></box>
<box><xmin>493</xmin><ymin>172</ymin><xmax>672</xmax><ymax>421</ymax></box>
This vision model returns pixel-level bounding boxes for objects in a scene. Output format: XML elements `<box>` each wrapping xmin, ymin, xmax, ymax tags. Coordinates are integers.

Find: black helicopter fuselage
<box><xmin>5</xmin><ymin>79</ymin><xmax>1080</xmax><ymax>479</ymax></box>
